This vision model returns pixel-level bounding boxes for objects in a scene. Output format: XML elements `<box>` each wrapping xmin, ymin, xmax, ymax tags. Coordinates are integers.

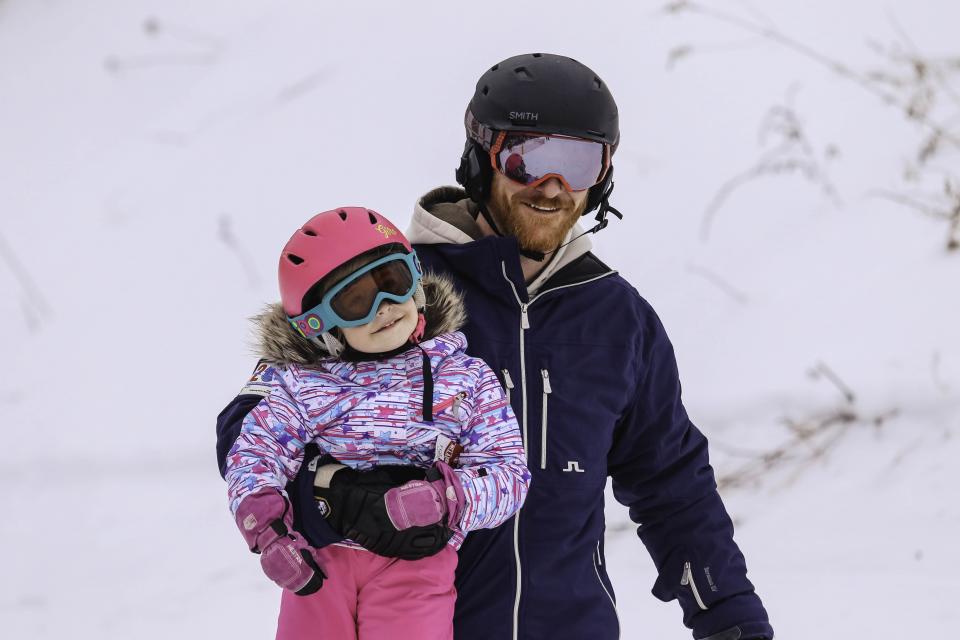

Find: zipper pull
<box><xmin>520</xmin><ymin>303</ymin><xmax>530</xmax><ymax>330</ymax></box>
<box><xmin>502</xmin><ymin>369</ymin><xmax>515</xmax><ymax>390</ymax></box>
<box><xmin>452</xmin><ymin>392</ymin><xmax>465</xmax><ymax>418</ymax></box>
<box><xmin>681</xmin><ymin>561</ymin><xmax>709</xmax><ymax>611</ymax></box>
<box><xmin>541</xmin><ymin>369</ymin><xmax>552</xmax><ymax>394</ymax></box>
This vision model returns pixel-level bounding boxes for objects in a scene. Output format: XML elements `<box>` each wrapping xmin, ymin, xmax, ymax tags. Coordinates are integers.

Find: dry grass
<box><xmin>666</xmin><ymin>1</ymin><xmax>960</xmax><ymax>252</ymax></box>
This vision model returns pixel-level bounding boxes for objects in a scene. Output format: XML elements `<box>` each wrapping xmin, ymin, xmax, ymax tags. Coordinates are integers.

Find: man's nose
<box><xmin>535</xmin><ymin>177</ymin><xmax>565</xmax><ymax>199</ymax></box>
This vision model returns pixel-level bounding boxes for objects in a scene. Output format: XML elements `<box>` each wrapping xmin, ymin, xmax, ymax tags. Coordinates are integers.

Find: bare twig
<box><xmin>869</xmin><ymin>183</ymin><xmax>960</xmax><ymax>251</ymax></box>
<box><xmin>808</xmin><ymin>361</ymin><xmax>857</xmax><ymax>404</ymax></box>
<box><xmin>669</xmin><ymin>2</ymin><xmax>960</xmax><ymax>252</ymax></box>
<box><xmin>685</xmin><ymin>263</ymin><xmax>749</xmax><ymax>305</ymax></box>
<box><xmin>718</xmin><ymin>405</ymin><xmax>896</xmax><ymax>491</ymax></box>
<box><xmin>218</xmin><ymin>215</ymin><xmax>261</xmax><ymax>288</ymax></box>
<box><xmin>715</xmin><ymin>365</ymin><xmax>901</xmax><ymax>492</ymax></box>
<box><xmin>700</xmin><ymin>97</ymin><xmax>840</xmax><ymax>240</ymax></box>
<box><xmin>665</xmin><ymin>39</ymin><xmax>765</xmax><ymax>70</ymax></box>
<box><xmin>886</xmin><ymin>12</ymin><xmax>960</xmax><ymax>112</ymax></box>
<box><xmin>0</xmin><ymin>231</ymin><xmax>52</xmax><ymax>330</ymax></box>
<box><xmin>274</xmin><ymin>68</ymin><xmax>331</xmax><ymax>106</ymax></box>
<box><xmin>665</xmin><ymin>1</ymin><xmax>960</xmax><ymax>150</ymax></box>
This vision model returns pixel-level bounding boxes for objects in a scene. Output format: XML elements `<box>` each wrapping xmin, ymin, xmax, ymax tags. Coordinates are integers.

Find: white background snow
<box><xmin>2</xmin><ymin>1</ymin><xmax>958</xmax><ymax>638</ymax></box>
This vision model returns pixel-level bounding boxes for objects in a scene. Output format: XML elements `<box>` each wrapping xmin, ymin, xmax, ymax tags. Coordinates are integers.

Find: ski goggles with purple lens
<box><xmin>489</xmin><ymin>132</ymin><xmax>610</xmax><ymax>192</ymax></box>
<box><xmin>288</xmin><ymin>252</ymin><xmax>422</xmax><ymax>339</ymax></box>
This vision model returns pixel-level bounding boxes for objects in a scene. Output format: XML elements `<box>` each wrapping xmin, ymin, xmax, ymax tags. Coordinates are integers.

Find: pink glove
<box><xmin>235</xmin><ymin>489</ymin><xmax>325</xmax><ymax>595</ymax></box>
<box><xmin>383</xmin><ymin>461</ymin><xmax>467</xmax><ymax>530</ymax></box>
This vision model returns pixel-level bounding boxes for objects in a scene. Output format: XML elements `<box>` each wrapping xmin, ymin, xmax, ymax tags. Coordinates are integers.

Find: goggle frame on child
<box><xmin>489</xmin><ymin>131</ymin><xmax>610</xmax><ymax>192</ymax></box>
<box><xmin>288</xmin><ymin>251</ymin><xmax>423</xmax><ymax>340</ymax></box>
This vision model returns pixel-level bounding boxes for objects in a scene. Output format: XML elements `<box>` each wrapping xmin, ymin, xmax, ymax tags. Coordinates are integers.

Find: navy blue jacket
<box><xmin>217</xmin><ymin>234</ymin><xmax>773</xmax><ymax>640</ymax></box>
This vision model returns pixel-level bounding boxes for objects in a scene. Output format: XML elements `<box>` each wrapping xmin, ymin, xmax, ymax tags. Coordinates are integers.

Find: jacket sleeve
<box><xmin>216</xmin><ymin>359</ymin><xmax>280</xmax><ymax>478</ymax></box>
<box><xmin>607</xmin><ymin>301</ymin><xmax>774</xmax><ymax>640</ymax></box>
<box><xmin>223</xmin><ymin>365</ymin><xmax>312</xmax><ymax>515</ymax></box>
<box><xmin>452</xmin><ymin>360</ymin><xmax>531</xmax><ymax>532</ymax></box>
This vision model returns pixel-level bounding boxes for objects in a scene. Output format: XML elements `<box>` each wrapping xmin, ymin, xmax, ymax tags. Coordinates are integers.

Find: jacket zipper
<box><xmin>681</xmin><ymin>561</ymin><xmax>709</xmax><ymax>611</ymax></box>
<box><xmin>501</xmin><ymin>369</ymin><xmax>515</xmax><ymax>404</ymax></box>
<box><xmin>433</xmin><ymin>391</ymin><xmax>466</xmax><ymax>415</ymax></box>
<box><xmin>540</xmin><ymin>369</ymin><xmax>551</xmax><ymax>470</ymax></box>
<box><xmin>500</xmin><ymin>267</ymin><xmax>529</xmax><ymax>640</ymax></box>
<box><xmin>593</xmin><ymin>541</ymin><xmax>620</xmax><ymax>636</ymax></box>
<box><xmin>499</xmin><ymin>262</ymin><xmax>617</xmax><ymax>640</ymax></box>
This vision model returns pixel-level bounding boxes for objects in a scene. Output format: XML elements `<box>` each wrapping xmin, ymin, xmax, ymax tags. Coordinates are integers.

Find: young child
<box><xmin>224</xmin><ymin>207</ymin><xmax>530</xmax><ymax>640</ymax></box>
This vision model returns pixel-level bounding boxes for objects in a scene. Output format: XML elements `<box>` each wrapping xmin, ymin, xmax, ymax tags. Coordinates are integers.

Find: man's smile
<box><xmin>522</xmin><ymin>201</ymin><xmax>561</xmax><ymax>213</ymax></box>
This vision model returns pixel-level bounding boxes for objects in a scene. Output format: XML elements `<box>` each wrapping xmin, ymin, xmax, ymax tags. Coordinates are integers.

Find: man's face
<box><xmin>487</xmin><ymin>172</ymin><xmax>589</xmax><ymax>254</ymax></box>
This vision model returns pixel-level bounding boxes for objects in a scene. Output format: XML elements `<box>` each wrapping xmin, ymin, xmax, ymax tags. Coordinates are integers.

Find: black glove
<box><xmin>314</xmin><ymin>463</ymin><xmax>453</xmax><ymax>560</ymax></box>
<box><xmin>698</xmin><ymin>626</ymin><xmax>772</xmax><ymax>640</ymax></box>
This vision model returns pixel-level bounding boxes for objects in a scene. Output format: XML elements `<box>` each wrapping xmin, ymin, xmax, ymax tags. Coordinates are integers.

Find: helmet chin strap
<box><xmin>480</xmin><ymin>180</ymin><xmax>623</xmax><ymax>263</ymax></box>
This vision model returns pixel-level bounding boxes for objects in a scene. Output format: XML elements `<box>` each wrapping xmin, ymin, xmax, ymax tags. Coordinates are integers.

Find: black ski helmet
<box><xmin>456</xmin><ymin>53</ymin><xmax>620</xmax><ymax>214</ymax></box>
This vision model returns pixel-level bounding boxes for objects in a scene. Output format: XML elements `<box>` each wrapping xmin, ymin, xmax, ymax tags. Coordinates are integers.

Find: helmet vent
<box><xmin>337</xmin><ymin>209</ymin><xmax>348</xmax><ymax>221</ymax></box>
<box><xmin>286</xmin><ymin>254</ymin><xmax>304</xmax><ymax>265</ymax></box>
<box><xmin>367</xmin><ymin>210</ymin><xmax>378</xmax><ymax>224</ymax></box>
<box><xmin>593</xmin><ymin>76</ymin><xmax>603</xmax><ymax>90</ymax></box>
<box><xmin>532</xmin><ymin>53</ymin><xmax>542</xmax><ymax>58</ymax></box>
<box><xmin>491</xmin><ymin>64</ymin><xmax>499</xmax><ymax>71</ymax></box>
<box><xmin>302</xmin><ymin>228</ymin><xmax>317</xmax><ymax>237</ymax></box>
<box><xmin>514</xmin><ymin>66</ymin><xmax>532</xmax><ymax>80</ymax></box>
<box><xmin>482</xmin><ymin>85</ymin><xmax>489</xmax><ymax>96</ymax></box>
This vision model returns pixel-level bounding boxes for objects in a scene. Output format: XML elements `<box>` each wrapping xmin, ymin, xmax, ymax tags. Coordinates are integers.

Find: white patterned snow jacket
<box><xmin>225</xmin><ymin>274</ymin><xmax>530</xmax><ymax>548</ymax></box>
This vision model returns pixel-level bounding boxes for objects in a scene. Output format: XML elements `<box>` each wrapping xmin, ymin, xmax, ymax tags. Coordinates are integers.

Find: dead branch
<box><xmin>218</xmin><ymin>215</ymin><xmax>261</xmax><ymax>288</ymax></box>
<box><xmin>0</xmin><ymin>231</ymin><xmax>52</xmax><ymax>330</ymax></box>
<box><xmin>664</xmin><ymin>1</ymin><xmax>960</xmax><ymax>151</ymax></box>
<box><xmin>685</xmin><ymin>263</ymin><xmax>750</xmax><ymax>305</ymax></box>
<box><xmin>700</xmin><ymin>97</ymin><xmax>840</xmax><ymax>240</ymax></box>
<box><xmin>808</xmin><ymin>361</ymin><xmax>856</xmax><ymax>404</ymax></box>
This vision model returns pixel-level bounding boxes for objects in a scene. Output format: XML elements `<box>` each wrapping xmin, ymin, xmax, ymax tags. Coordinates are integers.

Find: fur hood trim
<box><xmin>250</xmin><ymin>271</ymin><xmax>467</xmax><ymax>365</ymax></box>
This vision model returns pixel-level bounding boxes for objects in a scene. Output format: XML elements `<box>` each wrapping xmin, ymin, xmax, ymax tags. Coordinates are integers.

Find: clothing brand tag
<box><xmin>240</xmin><ymin>360</ymin><xmax>277</xmax><ymax>397</ymax></box>
<box><xmin>434</xmin><ymin>434</ymin><xmax>463</xmax><ymax>466</ymax></box>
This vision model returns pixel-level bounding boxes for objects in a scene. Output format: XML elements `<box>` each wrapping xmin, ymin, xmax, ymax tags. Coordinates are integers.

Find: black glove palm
<box><xmin>315</xmin><ymin>462</ymin><xmax>453</xmax><ymax>560</ymax></box>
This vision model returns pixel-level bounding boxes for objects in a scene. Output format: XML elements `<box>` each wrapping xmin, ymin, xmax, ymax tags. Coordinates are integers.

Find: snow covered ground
<box><xmin>2</xmin><ymin>1</ymin><xmax>958</xmax><ymax>637</ymax></box>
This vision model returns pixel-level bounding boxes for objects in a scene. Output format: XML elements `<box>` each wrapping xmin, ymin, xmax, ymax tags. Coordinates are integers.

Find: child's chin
<box><xmin>364</xmin><ymin>326</ymin><xmax>411</xmax><ymax>352</ymax></box>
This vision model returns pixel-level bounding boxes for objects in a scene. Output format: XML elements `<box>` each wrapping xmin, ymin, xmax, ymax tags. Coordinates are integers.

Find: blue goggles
<box><xmin>288</xmin><ymin>252</ymin><xmax>422</xmax><ymax>339</ymax></box>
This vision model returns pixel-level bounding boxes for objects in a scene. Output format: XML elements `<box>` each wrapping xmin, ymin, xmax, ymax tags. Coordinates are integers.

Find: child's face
<box><xmin>340</xmin><ymin>298</ymin><xmax>419</xmax><ymax>353</ymax></box>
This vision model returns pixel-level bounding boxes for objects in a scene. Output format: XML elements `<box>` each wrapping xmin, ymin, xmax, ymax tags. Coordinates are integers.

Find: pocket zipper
<box><xmin>501</xmin><ymin>369</ymin><xmax>515</xmax><ymax>404</ymax></box>
<box><xmin>433</xmin><ymin>391</ymin><xmax>466</xmax><ymax>417</ymax></box>
<box><xmin>593</xmin><ymin>541</ymin><xmax>620</xmax><ymax>634</ymax></box>
<box><xmin>681</xmin><ymin>561</ymin><xmax>708</xmax><ymax>611</ymax></box>
<box><xmin>540</xmin><ymin>369</ymin><xmax>551</xmax><ymax>470</ymax></box>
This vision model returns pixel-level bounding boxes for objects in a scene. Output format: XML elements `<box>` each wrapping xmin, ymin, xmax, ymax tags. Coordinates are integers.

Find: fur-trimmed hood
<box><xmin>251</xmin><ymin>271</ymin><xmax>467</xmax><ymax>365</ymax></box>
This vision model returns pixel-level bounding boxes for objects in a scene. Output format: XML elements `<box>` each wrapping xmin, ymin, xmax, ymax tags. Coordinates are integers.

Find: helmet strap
<box><xmin>316</xmin><ymin>331</ymin><xmax>344</xmax><ymax>358</ymax></box>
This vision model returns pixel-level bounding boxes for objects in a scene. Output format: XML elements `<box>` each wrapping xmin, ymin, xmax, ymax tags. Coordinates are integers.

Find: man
<box><xmin>217</xmin><ymin>53</ymin><xmax>773</xmax><ymax>639</ymax></box>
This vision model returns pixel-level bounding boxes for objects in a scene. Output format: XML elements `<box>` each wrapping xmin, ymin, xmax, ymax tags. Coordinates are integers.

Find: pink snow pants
<box><xmin>275</xmin><ymin>544</ymin><xmax>458</xmax><ymax>640</ymax></box>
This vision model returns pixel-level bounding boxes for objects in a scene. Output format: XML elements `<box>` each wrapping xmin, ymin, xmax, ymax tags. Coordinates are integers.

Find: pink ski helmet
<box><xmin>279</xmin><ymin>207</ymin><xmax>413</xmax><ymax>317</ymax></box>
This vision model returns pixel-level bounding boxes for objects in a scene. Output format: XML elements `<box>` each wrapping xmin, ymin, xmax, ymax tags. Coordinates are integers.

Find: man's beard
<box><xmin>487</xmin><ymin>186</ymin><xmax>587</xmax><ymax>255</ymax></box>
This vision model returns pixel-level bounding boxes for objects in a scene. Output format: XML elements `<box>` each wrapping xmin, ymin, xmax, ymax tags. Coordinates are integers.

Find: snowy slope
<box><xmin>2</xmin><ymin>1</ymin><xmax>958</xmax><ymax>638</ymax></box>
